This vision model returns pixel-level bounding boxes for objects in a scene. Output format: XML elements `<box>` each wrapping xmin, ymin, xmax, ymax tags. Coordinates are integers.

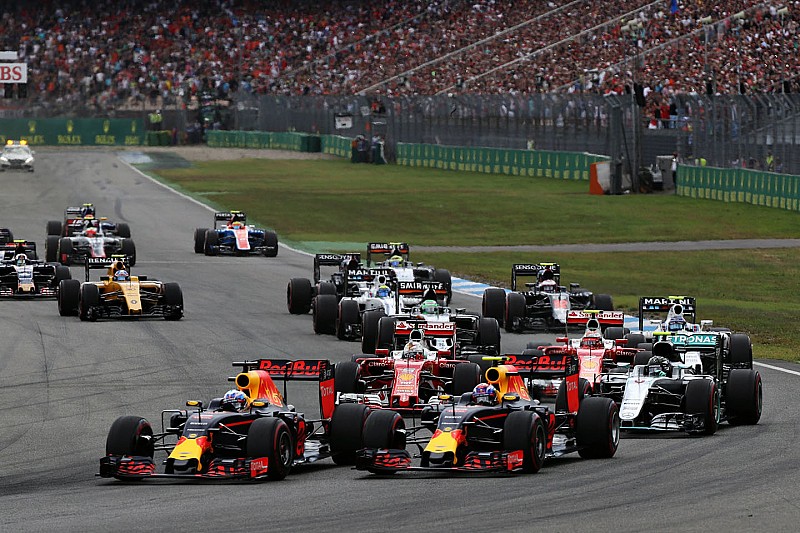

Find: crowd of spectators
<box><xmin>0</xmin><ymin>0</ymin><xmax>797</xmax><ymax>114</ymax></box>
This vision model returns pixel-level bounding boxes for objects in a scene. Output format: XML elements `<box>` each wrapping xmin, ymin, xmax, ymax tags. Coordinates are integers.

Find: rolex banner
<box><xmin>0</xmin><ymin>118</ymin><xmax>144</xmax><ymax>146</ymax></box>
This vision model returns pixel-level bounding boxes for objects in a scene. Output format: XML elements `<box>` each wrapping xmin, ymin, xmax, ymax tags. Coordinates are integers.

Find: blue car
<box><xmin>194</xmin><ymin>211</ymin><xmax>278</xmax><ymax>257</ymax></box>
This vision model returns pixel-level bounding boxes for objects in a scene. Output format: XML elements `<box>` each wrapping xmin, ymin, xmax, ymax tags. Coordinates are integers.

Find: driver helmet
<box><xmin>581</xmin><ymin>335</ymin><xmax>603</xmax><ymax>348</ymax></box>
<box><xmin>539</xmin><ymin>279</ymin><xmax>558</xmax><ymax>293</ymax></box>
<box><xmin>220</xmin><ymin>389</ymin><xmax>248</xmax><ymax>412</ymax></box>
<box><xmin>14</xmin><ymin>253</ymin><xmax>29</xmax><ymax>266</ymax></box>
<box><xmin>388</xmin><ymin>255</ymin><xmax>403</xmax><ymax>268</ymax></box>
<box><xmin>471</xmin><ymin>383</ymin><xmax>498</xmax><ymax>406</ymax></box>
<box><xmin>376</xmin><ymin>284</ymin><xmax>391</xmax><ymax>298</ymax></box>
<box><xmin>420</xmin><ymin>300</ymin><xmax>438</xmax><ymax>315</ymax></box>
<box><xmin>113</xmin><ymin>269</ymin><xmax>129</xmax><ymax>281</ymax></box>
<box><xmin>667</xmin><ymin>316</ymin><xmax>687</xmax><ymax>332</ymax></box>
<box><xmin>85</xmin><ymin>227</ymin><xmax>97</xmax><ymax>238</ymax></box>
<box><xmin>647</xmin><ymin>355</ymin><xmax>671</xmax><ymax>377</ymax></box>
<box><xmin>231</xmin><ymin>221</ymin><xmax>245</xmax><ymax>229</ymax></box>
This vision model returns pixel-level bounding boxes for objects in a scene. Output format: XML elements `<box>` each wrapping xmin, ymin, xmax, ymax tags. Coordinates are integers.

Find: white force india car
<box><xmin>0</xmin><ymin>140</ymin><xmax>35</xmax><ymax>172</ymax></box>
<box><xmin>366</xmin><ymin>242</ymin><xmax>452</xmax><ymax>304</ymax></box>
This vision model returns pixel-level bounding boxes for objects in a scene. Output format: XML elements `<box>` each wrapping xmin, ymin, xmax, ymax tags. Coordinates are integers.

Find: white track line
<box><xmin>754</xmin><ymin>361</ymin><xmax>800</xmax><ymax>376</ymax></box>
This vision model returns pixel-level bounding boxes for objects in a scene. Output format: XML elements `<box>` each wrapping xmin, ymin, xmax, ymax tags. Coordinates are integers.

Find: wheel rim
<box><xmin>278</xmin><ymin>431</ymin><xmax>292</xmax><ymax>467</ymax></box>
<box><xmin>533</xmin><ymin>423</ymin><xmax>546</xmax><ymax>463</ymax></box>
<box><xmin>610</xmin><ymin>410</ymin><xmax>621</xmax><ymax>448</ymax></box>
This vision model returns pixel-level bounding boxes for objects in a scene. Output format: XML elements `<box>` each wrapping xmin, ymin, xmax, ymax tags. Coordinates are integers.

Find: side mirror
<box><xmin>186</xmin><ymin>400</ymin><xmax>204</xmax><ymax>409</ymax></box>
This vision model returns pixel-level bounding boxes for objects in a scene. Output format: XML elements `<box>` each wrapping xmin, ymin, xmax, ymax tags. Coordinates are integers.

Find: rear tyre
<box><xmin>46</xmin><ymin>220</ymin><xmax>62</xmax><ymax>236</ymax></box>
<box><xmin>263</xmin><ymin>231</ymin><xmax>279</xmax><ymax>257</ymax></box>
<box><xmin>726</xmin><ymin>369</ymin><xmax>762</xmax><ymax>425</ymax></box>
<box><xmin>162</xmin><ymin>282</ymin><xmax>183</xmax><ymax>321</ymax></box>
<box><xmin>204</xmin><ymin>230</ymin><xmax>219</xmax><ymax>256</ymax></box>
<box><xmin>728</xmin><ymin>333</ymin><xmax>753</xmax><ymax>368</ymax></box>
<box><xmin>685</xmin><ymin>379</ymin><xmax>719</xmax><ymax>435</ymax></box>
<box><xmin>316</xmin><ymin>281</ymin><xmax>337</xmax><ymax>296</ymax></box>
<box><xmin>476</xmin><ymin>317</ymin><xmax>501</xmax><ymax>355</ymax></box>
<box><xmin>58</xmin><ymin>279</ymin><xmax>80</xmax><ymax>316</ymax></box>
<box><xmin>638</xmin><ymin>342</ymin><xmax>653</xmax><ymax>351</ymax></box>
<box><xmin>576</xmin><ymin>397</ymin><xmax>620</xmax><ymax>458</ymax></box>
<box><xmin>467</xmin><ymin>354</ymin><xmax>493</xmax><ymax>377</ymax></box>
<box><xmin>555</xmin><ymin>378</ymin><xmax>591</xmax><ymax>412</ymax></box>
<box><xmin>633</xmin><ymin>350</ymin><xmax>653</xmax><ymax>367</ymax></box>
<box><xmin>313</xmin><ymin>294</ymin><xmax>338</xmax><ymax>335</ymax></box>
<box><xmin>623</xmin><ymin>333</ymin><xmax>646</xmax><ymax>348</ymax></box>
<box><xmin>46</xmin><ymin>235</ymin><xmax>60</xmax><ymax>263</ymax></box>
<box><xmin>286</xmin><ymin>278</ymin><xmax>313</xmax><ymax>315</ymax></box>
<box><xmin>503</xmin><ymin>411</ymin><xmax>546</xmax><ymax>474</ymax></box>
<box><xmin>247</xmin><ymin>418</ymin><xmax>292</xmax><ymax>481</ymax></box>
<box><xmin>79</xmin><ymin>283</ymin><xmax>100</xmax><ymax>321</ymax></box>
<box><xmin>452</xmin><ymin>362</ymin><xmax>481</xmax><ymax>396</ymax></box>
<box><xmin>482</xmin><ymin>288</ymin><xmax>507</xmax><ymax>327</ymax></box>
<box><xmin>193</xmin><ymin>228</ymin><xmax>208</xmax><ymax>253</ymax></box>
<box><xmin>604</xmin><ymin>327</ymin><xmax>625</xmax><ymax>341</ymax></box>
<box><xmin>336</xmin><ymin>299</ymin><xmax>360</xmax><ymax>340</ymax></box>
<box><xmin>116</xmin><ymin>223</ymin><xmax>131</xmax><ymax>238</ymax></box>
<box><xmin>361</xmin><ymin>310</ymin><xmax>385</xmax><ymax>354</ymax></box>
<box><xmin>329</xmin><ymin>403</ymin><xmax>369</xmax><ymax>465</ymax></box>
<box><xmin>434</xmin><ymin>268</ymin><xmax>452</xmax><ymax>304</ymax></box>
<box><xmin>55</xmin><ymin>265</ymin><xmax>71</xmax><ymax>283</ymax></box>
<box><xmin>504</xmin><ymin>292</ymin><xmax>526</xmax><ymax>333</ymax></box>
<box><xmin>106</xmin><ymin>415</ymin><xmax>154</xmax><ymax>458</ymax></box>
<box><xmin>592</xmin><ymin>294</ymin><xmax>614</xmax><ymax>311</ymax></box>
<box><xmin>376</xmin><ymin>316</ymin><xmax>397</xmax><ymax>352</ymax></box>
<box><xmin>334</xmin><ymin>361</ymin><xmax>361</xmax><ymax>394</ymax></box>
<box><xmin>121</xmin><ymin>238</ymin><xmax>136</xmax><ymax>266</ymax></box>
<box><xmin>58</xmin><ymin>238</ymin><xmax>73</xmax><ymax>265</ymax></box>
<box><xmin>363</xmin><ymin>410</ymin><xmax>406</xmax><ymax>450</ymax></box>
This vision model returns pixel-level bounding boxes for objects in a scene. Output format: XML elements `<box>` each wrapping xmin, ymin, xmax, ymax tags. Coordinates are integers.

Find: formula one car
<box><xmin>57</xmin><ymin>256</ymin><xmax>182</xmax><ymax>321</ymax></box>
<box><xmin>595</xmin><ymin>332</ymin><xmax>762</xmax><ymax>435</ymax></box>
<box><xmin>366</xmin><ymin>242</ymin><xmax>452</xmax><ymax>304</ymax></box>
<box><xmin>334</xmin><ymin>328</ymin><xmax>483</xmax><ymax>415</ymax></box>
<box><xmin>354</xmin><ymin>353</ymin><xmax>620</xmax><ymax>474</ymax></box>
<box><xmin>286</xmin><ymin>252</ymin><xmax>363</xmax><ymax>314</ymax></box>
<box><xmin>482</xmin><ymin>263</ymin><xmax>614</xmax><ymax>333</ymax></box>
<box><xmin>194</xmin><ymin>211</ymin><xmax>278</xmax><ymax>257</ymax></box>
<box><xmin>365</xmin><ymin>288</ymin><xmax>501</xmax><ymax>358</ymax></box>
<box><xmin>99</xmin><ymin>358</ymin><xmax>371</xmax><ymax>481</ymax></box>
<box><xmin>46</xmin><ymin>203</ymin><xmax>132</xmax><ymax>238</ymax></box>
<box><xmin>0</xmin><ymin>246</ymin><xmax>71</xmax><ymax>297</ymax></box>
<box><xmin>0</xmin><ymin>140</ymin><xmax>34</xmax><ymax>172</ymax></box>
<box><xmin>48</xmin><ymin>221</ymin><xmax>136</xmax><ymax>266</ymax></box>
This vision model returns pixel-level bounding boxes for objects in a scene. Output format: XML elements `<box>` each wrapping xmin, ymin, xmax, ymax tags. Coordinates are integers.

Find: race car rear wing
<box><xmin>344</xmin><ymin>267</ymin><xmax>395</xmax><ymax>285</ymax></box>
<box><xmin>491</xmin><ymin>353</ymin><xmax>580</xmax><ymax>411</ymax></box>
<box><xmin>638</xmin><ymin>296</ymin><xmax>697</xmax><ymax>331</ymax></box>
<box><xmin>2</xmin><ymin>240</ymin><xmax>37</xmax><ymax>260</ymax></box>
<box><xmin>511</xmin><ymin>263</ymin><xmax>560</xmax><ymax>291</ymax></box>
<box><xmin>566</xmin><ymin>310</ymin><xmax>624</xmax><ymax>329</ymax></box>
<box><xmin>366</xmin><ymin>242</ymin><xmax>410</xmax><ymax>266</ymax></box>
<box><xmin>396</xmin><ymin>281</ymin><xmax>447</xmax><ymax>304</ymax></box>
<box><xmin>313</xmin><ymin>253</ymin><xmax>361</xmax><ymax>283</ymax></box>
<box><xmin>84</xmin><ymin>255</ymin><xmax>131</xmax><ymax>281</ymax></box>
<box><xmin>213</xmin><ymin>210</ymin><xmax>247</xmax><ymax>229</ymax></box>
<box><xmin>232</xmin><ymin>359</ymin><xmax>335</xmax><ymax>419</ymax></box>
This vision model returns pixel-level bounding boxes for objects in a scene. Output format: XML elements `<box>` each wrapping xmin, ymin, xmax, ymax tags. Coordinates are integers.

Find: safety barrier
<box><xmin>321</xmin><ymin>134</ymin><xmax>352</xmax><ymax>158</ymax></box>
<box><xmin>0</xmin><ymin>118</ymin><xmax>144</xmax><ymax>146</ymax></box>
<box><xmin>206</xmin><ymin>130</ymin><xmax>321</xmax><ymax>152</ymax></box>
<box><xmin>395</xmin><ymin>143</ymin><xmax>608</xmax><ymax>180</ymax></box>
<box><xmin>677</xmin><ymin>165</ymin><xmax>800</xmax><ymax>212</ymax></box>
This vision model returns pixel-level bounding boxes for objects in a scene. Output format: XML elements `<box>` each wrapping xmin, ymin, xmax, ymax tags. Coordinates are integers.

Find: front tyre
<box><xmin>247</xmin><ymin>418</ymin><xmax>293</xmax><ymax>481</ymax></box>
<box><xmin>503</xmin><ymin>411</ymin><xmax>546</xmax><ymax>473</ymax></box>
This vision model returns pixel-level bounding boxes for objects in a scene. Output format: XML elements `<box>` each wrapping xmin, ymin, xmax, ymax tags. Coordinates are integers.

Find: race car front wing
<box><xmin>356</xmin><ymin>448</ymin><xmax>524</xmax><ymax>474</ymax></box>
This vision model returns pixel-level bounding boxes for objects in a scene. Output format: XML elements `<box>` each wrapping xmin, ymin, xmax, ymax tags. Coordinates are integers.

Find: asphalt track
<box><xmin>1</xmin><ymin>151</ymin><xmax>798</xmax><ymax>532</ymax></box>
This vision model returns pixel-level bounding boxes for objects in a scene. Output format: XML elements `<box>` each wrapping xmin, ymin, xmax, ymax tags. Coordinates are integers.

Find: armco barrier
<box><xmin>395</xmin><ymin>143</ymin><xmax>607</xmax><ymax>180</ymax></box>
<box><xmin>206</xmin><ymin>130</ymin><xmax>321</xmax><ymax>152</ymax></box>
<box><xmin>0</xmin><ymin>118</ymin><xmax>144</xmax><ymax>146</ymax></box>
<box><xmin>677</xmin><ymin>165</ymin><xmax>800</xmax><ymax>212</ymax></box>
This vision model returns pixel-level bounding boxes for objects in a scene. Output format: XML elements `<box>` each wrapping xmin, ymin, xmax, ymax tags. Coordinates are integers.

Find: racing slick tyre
<box><xmin>467</xmin><ymin>354</ymin><xmax>493</xmax><ymax>376</ymax></box>
<box><xmin>106</xmin><ymin>415</ymin><xmax>155</xmax><ymax>459</ymax></box>
<box><xmin>726</xmin><ymin>369</ymin><xmax>763</xmax><ymax>426</ymax></box>
<box><xmin>476</xmin><ymin>317</ymin><xmax>501</xmax><ymax>355</ymax></box>
<box><xmin>376</xmin><ymin>316</ymin><xmax>397</xmax><ymax>352</ymax></box>
<box><xmin>121</xmin><ymin>238</ymin><xmax>136</xmax><ymax>266</ymax></box>
<box><xmin>79</xmin><ymin>283</ymin><xmax>100</xmax><ymax>321</ymax></box>
<box><xmin>45</xmin><ymin>235</ymin><xmax>60</xmax><ymax>263</ymax></box>
<box><xmin>728</xmin><ymin>333</ymin><xmax>753</xmax><ymax>368</ymax></box>
<box><xmin>334</xmin><ymin>362</ymin><xmax>362</xmax><ymax>394</ymax></box>
<box><xmin>316</xmin><ymin>281</ymin><xmax>337</xmax><ymax>296</ymax></box>
<box><xmin>638</xmin><ymin>343</ymin><xmax>653</xmax><ymax>351</ymax></box>
<box><xmin>57</xmin><ymin>238</ymin><xmax>73</xmax><ymax>265</ymax></box>
<box><xmin>482</xmin><ymin>288</ymin><xmax>507</xmax><ymax>327</ymax></box>
<box><xmin>46</xmin><ymin>220</ymin><xmax>62</xmax><ymax>236</ymax></box>
<box><xmin>203</xmin><ymin>230</ymin><xmax>219</xmax><ymax>256</ymax></box>
<box><xmin>162</xmin><ymin>282</ymin><xmax>184</xmax><ymax>321</ymax></box>
<box><xmin>247</xmin><ymin>417</ymin><xmax>293</xmax><ymax>481</ymax></box>
<box><xmin>685</xmin><ymin>379</ymin><xmax>719</xmax><ymax>435</ymax></box>
<box><xmin>286</xmin><ymin>278</ymin><xmax>313</xmax><ymax>315</ymax></box>
<box><xmin>504</xmin><ymin>292</ymin><xmax>526</xmax><ymax>333</ymax></box>
<box><xmin>361</xmin><ymin>309</ymin><xmax>385</xmax><ymax>353</ymax></box>
<box><xmin>116</xmin><ymin>223</ymin><xmax>131</xmax><ymax>239</ymax></box>
<box><xmin>313</xmin><ymin>294</ymin><xmax>338</xmax><ymax>335</ymax></box>
<box><xmin>329</xmin><ymin>403</ymin><xmax>369</xmax><ymax>465</ymax></box>
<box><xmin>503</xmin><ymin>411</ymin><xmax>546</xmax><ymax>474</ymax></box>
<box><xmin>604</xmin><ymin>327</ymin><xmax>626</xmax><ymax>341</ymax></box>
<box><xmin>263</xmin><ymin>230</ymin><xmax>279</xmax><ymax>257</ymax></box>
<box><xmin>576</xmin><ymin>397</ymin><xmax>620</xmax><ymax>459</ymax></box>
<box><xmin>555</xmin><ymin>378</ymin><xmax>591</xmax><ymax>413</ymax></box>
<box><xmin>58</xmin><ymin>279</ymin><xmax>80</xmax><ymax>316</ymax></box>
<box><xmin>592</xmin><ymin>294</ymin><xmax>614</xmax><ymax>311</ymax></box>
<box><xmin>633</xmin><ymin>351</ymin><xmax>653</xmax><ymax>367</ymax></box>
<box><xmin>55</xmin><ymin>265</ymin><xmax>71</xmax><ymax>283</ymax></box>
<box><xmin>453</xmin><ymin>362</ymin><xmax>481</xmax><ymax>396</ymax></box>
<box><xmin>363</xmin><ymin>410</ymin><xmax>406</xmax><ymax>450</ymax></box>
<box><xmin>434</xmin><ymin>268</ymin><xmax>452</xmax><ymax>304</ymax></box>
<box><xmin>336</xmin><ymin>299</ymin><xmax>360</xmax><ymax>340</ymax></box>
<box><xmin>193</xmin><ymin>228</ymin><xmax>208</xmax><ymax>253</ymax></box>
<box><xmin>623</xmin><ymin>333</ymin><xmax>646</xmax><ymax>349</ymax></box>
